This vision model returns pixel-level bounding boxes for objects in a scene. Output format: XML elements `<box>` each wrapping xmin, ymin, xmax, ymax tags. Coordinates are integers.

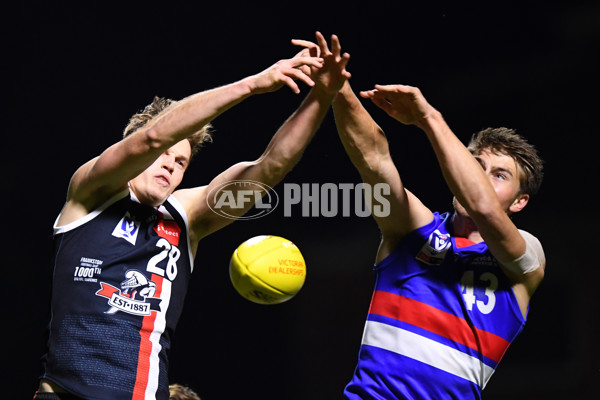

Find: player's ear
<box><xmin>509</xmin><ymin>193</ymin><xmax>529</xmax><ymax>214</ymax></box>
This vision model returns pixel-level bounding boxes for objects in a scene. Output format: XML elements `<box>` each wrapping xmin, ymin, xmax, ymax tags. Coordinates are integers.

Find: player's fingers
<box><xmin>315</xmin><ymin>31</ymin><xmax>332</xmax><ymax>56</ymax></box>
<box><xmin>370</xmin><ymin>95</ymin><xmax>394</xmax><ymax>112</ymax></box>
<box><xmin>339</xmin><ymin>52</ymin><xmax>351</xmax><ymax>70</ymax></box>
<box><xmin>291</xmin><ymin>39</ymin><xmax>317</xmax><ymax>48</ymax></box>
<box><xmin>293</xmin><ymin>48</ymin><xmax>310</xmax><ymax>58</ymax></box>
<box><xmin>330</xmin><ymin>34</ymin><xmax>342</xmax><ymax>57</ymax></box>
<box><xmin>359</xmin><ymin>89</ymin><xmax>376</xmax><ymax>99</ymax></box>
<box><xmin>281</xmin><ymin>75</ymin><xmax>301</xmax><ymax>94</ymax></box>
<box><xmin>374</xmin><ymin>84</ymin><xmax>416</xmax><ymax>95</ymax></box>
<box><xmin>298</xmin><ymin>64</ymin><xmax>311</xmax><ymax>76</ymax></box>
<box><xmin>289</xmin><ymin>56</ymin><xmax>323</xmax><ymax>69</ymax></box>
<box><xmin>291</xmin><ymin>39</ymin><xmax>321</xmax><ymax>57</ymax></box>
<box><xmin>284</xmin><ymin>68</ymin><xmax>316</xmax><ymax>87</ymax></box>
<box><xmin>373</xmin><ymin>84</ymin><xmax>399</xmax><ymax>93</ymax></box>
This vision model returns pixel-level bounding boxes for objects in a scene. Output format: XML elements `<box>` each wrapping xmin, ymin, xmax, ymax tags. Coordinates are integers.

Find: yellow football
<box><xmin>229</xmin><ymin>235</ymin><xmax>306</xmax><ymax>305</ymax></box>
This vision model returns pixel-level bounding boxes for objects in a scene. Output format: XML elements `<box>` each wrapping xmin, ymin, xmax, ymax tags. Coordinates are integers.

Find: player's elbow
<box><xmin>355</xmin><ymin>149</ymin><xmax>393</xmax><ymax>181</ymax></box>
<box><xmin>534</xmin><ymin>264</ymin><xmax>545</xmax><ymax>281</ymax></box>
<box><xmin>142</xmin><ymin>127</ymin><xmax>170</xmax><ymax>151</ymax></box>
<box><xmin>351</xmin><ymin>138</ymin><xmax>391</xmax><ymax>175</ymax></box>
<box><xmin>462</xmin><ymin>193</ymin><xmax>505</xmax><ymax>221</ymax></box>
<box><xmin>522</xmin><ymin>263</ymin><xmax>545</xmax><ymax>296</ymax></box>
<box><xmin>256</xmin><ymin>154</ymin><xmax>297</xmax><ymax>185</ymax></box>
<box><xmin>360</xmin><ymin>154</ymin><xmax>384</xmax><ymax>175</ymax></box>
<box><xmin>469</xmin><ymin>204</ymin><xmax>495</xmax><ymax>221</ymax></box>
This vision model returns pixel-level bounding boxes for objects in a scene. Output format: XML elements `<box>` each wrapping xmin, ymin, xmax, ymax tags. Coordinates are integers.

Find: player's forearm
<box><xmin>76</xmin><ymin>79</ymin><xmax>259</xmax><ymax>199</ymax></box>
<box><xmin>333</xmin><ymin>82</ymin><xmax>390</xmax><ymax>176</ymax></box>
<box><xmin>142</xmin><ymin>78</ymin><xmax>256</xmax><ymax>149</ymax></box>
<box><xmin>417</xmin><ymin>111</ymin><xmax>500</xmax><ymax>215</ymax></box>
<box><xmin>258</xmin><ymin>87</ymin><xmax>334</xmax><ymax>184</ymax></box>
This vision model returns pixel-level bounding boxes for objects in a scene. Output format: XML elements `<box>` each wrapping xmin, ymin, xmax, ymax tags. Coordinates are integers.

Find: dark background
<box><xmin>5</xmin><ymin>1</ymin><xmax>598</xmax><ymax>398</ymax></box>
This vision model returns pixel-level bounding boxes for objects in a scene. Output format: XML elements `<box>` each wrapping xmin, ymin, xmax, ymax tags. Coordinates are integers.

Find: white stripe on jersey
<box><xmin>54</xmin><ymin>190</ymin><xmax>129</xmax><ymax>234</ymax></box>
<box><xmin>164</xmin><ymin>195</ymin><xmax>195</xmax><ymax>273</ymax></box>
<box><xmin>362</xmin><ymin>320</ymin><xmax>496</xmax><ymax>389</ymax></box>
<box><xmin>145</xmin><ymin>277</ymin><xmax>171</xmax><ymax>399</ymax></box>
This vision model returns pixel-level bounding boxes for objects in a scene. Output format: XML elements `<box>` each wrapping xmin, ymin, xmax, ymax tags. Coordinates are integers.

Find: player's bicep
<box><xmin>72</xmin><ymin>132</ymin><xmax>164</xmax><ymax>204</ymax></box>
<box><xmin>56</xmin><ymin>155</ymin><xmax>126</xmax><ymax>226</ymax></box>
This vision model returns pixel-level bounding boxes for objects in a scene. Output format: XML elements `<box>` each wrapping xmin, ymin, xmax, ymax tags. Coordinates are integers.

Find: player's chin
<box><xmin>145</xmin><ymin>190</ymin><xmax>171</xmax><ymax>207</ymax></box>
<box><xmin>154</xmin><ymin>183</ymin><xmax>176</xmax><ymax>201</ymax></box>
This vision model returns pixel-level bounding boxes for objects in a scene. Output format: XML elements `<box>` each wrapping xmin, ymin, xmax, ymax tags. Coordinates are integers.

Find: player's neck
<box><xmin>452</xmin><ymin>212</ymin><xmax>483</xmax><ymax>243</ymax></box>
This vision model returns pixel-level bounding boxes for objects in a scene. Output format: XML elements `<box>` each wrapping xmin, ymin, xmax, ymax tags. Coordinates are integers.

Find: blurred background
<box><xmin>5</xmin><ymin>1</ymin><xmax>598</xmax><ymax>398</ymax></box>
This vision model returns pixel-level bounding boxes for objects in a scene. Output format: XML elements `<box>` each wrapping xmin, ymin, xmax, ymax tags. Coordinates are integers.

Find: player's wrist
<box><xmin>415</xmin><ymin>108</ymin><xmax>443</xmax><ymax>131</ymax></box>
<box><xmin>311</xmin><ymin>83</ymin><xmax>340</xmax><ymax>99</ymax></box>
<box><xmin>239</xmin><ymin>74</ymin><xmax>265</xmax><ymax>96</ymax></box>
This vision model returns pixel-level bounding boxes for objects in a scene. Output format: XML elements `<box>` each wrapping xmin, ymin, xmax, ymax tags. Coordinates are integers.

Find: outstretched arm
<box><xmin>176</xmin><ymin>32</ymin><xmax>351</xmax><ymax>246</ymax></box>
<box><xmin>331</xmin><ymin>81</ymin><xmax>433</xmax><ymax>262</ymax></box>
<box><xmin>361</xmin><ymin>85</ymin><xmax>544</xmax><ymax>292</ymax></box>
<box><xmin>63</xmin><ymin>52</ymin><xmax>324</xmax><ymax>219</ymax></box>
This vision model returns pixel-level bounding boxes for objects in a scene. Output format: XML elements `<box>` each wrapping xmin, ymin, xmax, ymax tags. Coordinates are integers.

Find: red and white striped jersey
<box><xmin>344</xmin><ymin>212</ymin><xmax>529</xmax><ymax>399</ymax></box>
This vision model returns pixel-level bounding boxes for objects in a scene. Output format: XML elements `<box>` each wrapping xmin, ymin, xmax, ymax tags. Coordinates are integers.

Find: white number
<box><xmin>476</xmin><ymin>272</ymin><xmax>497</xmax><ymax>314</ymax></box>
<box><xmin>74</xmin><ymin>266</ymin><xmax>94</xmax><ymax>278</ymax></box>
<box><xmin>165</xmin><ymin>245</ymin><xmax>180</xmax><ymax>281</ymax></box>
<box><xmin>147</xmin><ymin>238</ymin><xmax>179</xmax><ymax>281</ymax></box>
<box><xmin>147</xmin><ymin>239</ymin><xmax>170</xmax><ymax>276</ymax></box>
<box><xmin>460</xmin><ymin>270</ymin><xmax>498</xmax><ymax>314</ymax></box>
<box><xmin>460</xmin><ymin>270</ymin><xmax>477</xmax><ymax>311</ymax></box>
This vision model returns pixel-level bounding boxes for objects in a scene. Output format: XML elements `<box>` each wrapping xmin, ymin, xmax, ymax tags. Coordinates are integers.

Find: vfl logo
<box><xmin>416</xmin><ymin>229</ymin><xmax>452</xmax><ymax>266</ymax></box>
<box><xmin>112</xmin><ymin>212</ymin><xmax>141</xmax><ymax>245</ymax></box>
<box><xmin>95</xmin><ymin>270</ymin><xmax>161</xmax><ymax>316</ymax></box>
<box><xmin>207</xmin><ymin>180</ymin><xmax>278</xmax><ymax>220</ymax></box>
<box><xmin>431</xmin><ymin>230</ymin><xmax>452</xmax><ymax>253</ymax></box>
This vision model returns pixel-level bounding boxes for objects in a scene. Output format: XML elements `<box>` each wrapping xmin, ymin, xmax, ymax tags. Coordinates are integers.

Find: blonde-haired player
<box><xmin>35</xmin><ymin>32</ymin><xmax>350</xmax><ymax>400</ymax></box>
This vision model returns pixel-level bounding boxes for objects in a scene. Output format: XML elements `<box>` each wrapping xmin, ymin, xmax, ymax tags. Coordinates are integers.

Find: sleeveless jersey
<box><xmin>40</xmin><ymin>191</ymin><xmax>194</xmax><ymax>400</ymax></box>
<box><xmin>344</xmin><ymin>212</ymin><xmax>528</xmax><ymax>400</ymax></box>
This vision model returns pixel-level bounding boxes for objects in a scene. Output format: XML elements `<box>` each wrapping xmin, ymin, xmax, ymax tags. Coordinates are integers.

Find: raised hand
<box><xmin>292</xmin><ymin>31</ymin><xmax>351</xmax><ymax>95</ymax></box>
<box><xmin>248</xmin><ymin>53</ymin><xmax>324</xmax><ymax>95</ymax></box>
<box><xmin>360</xmin><ymin>84</ymin><xmax>436</xmax><ymax>126</ymax></box>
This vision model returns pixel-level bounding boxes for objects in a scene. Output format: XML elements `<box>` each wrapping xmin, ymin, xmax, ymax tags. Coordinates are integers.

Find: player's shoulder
<box><xmin>55</xmin><ymin>189</ymin><xmax>129</xmax><ymax>232</ymax></box>
<box><xmin>172</xmin><ymin>185</ymin><xmax>211</xmax><ymax>224</ymax></box>
<box><xmin>172</xmin><ymin>186</ymin><xmax>209</xmax><ymax>211</ymax></box>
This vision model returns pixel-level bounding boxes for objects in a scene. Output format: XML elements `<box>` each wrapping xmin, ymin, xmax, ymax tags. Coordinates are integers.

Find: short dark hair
<box><xmin>123</xmin><ymin>96</ymin><xmax>213</xmax><ymax>159</ymax></box>
<box><xmin>468</xmin><ymin>127</ymin><xmax>544</xmax><ymax>197</ymax></box>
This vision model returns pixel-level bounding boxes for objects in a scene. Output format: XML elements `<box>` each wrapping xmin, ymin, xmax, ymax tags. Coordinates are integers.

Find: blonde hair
<box><xmin>169</xmin><ymin>383</ymin><xmax>201</xmax><ymax>400</ymax></box>
<box><xmin>123</xmin><ymin>96</ymin><xmax>213</xmax><ymax>158</ymax></box>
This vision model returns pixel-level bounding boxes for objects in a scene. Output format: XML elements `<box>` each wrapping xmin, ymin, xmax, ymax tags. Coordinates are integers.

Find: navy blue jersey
<box><xmin>40</xmin><ymin>191</ymin><xmax>194</xmax><ymax>400</ymax></box>
<box><xmin>344</xmin><ymin>212</ymin><xmax>529</xmax><ymax>400</ymax></box>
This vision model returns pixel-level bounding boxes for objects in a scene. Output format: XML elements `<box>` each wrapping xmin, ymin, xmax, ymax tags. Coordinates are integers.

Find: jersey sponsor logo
<box><xmin>153</xmin><ymin>214</ymin><xmax>181</xmax><ymax>246</ymax></box>
<box><xmin>95</xmin><ymin>269</ymin><xmax>161</xmax><ymax>316</ymax></box>
<box><xmin>416</xmin><ymin>229</ymin><xmax>452</xmax><ymax>265</ymax></box>
<box><xmin>469</xmin><ymin>254</ymin><xmax>497</xmax><ymax>267</ymax></box>
<box><xmin>112</xmin><ymin>212</ymin><xmax>141</xmax><ymax>245</ymax></box>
